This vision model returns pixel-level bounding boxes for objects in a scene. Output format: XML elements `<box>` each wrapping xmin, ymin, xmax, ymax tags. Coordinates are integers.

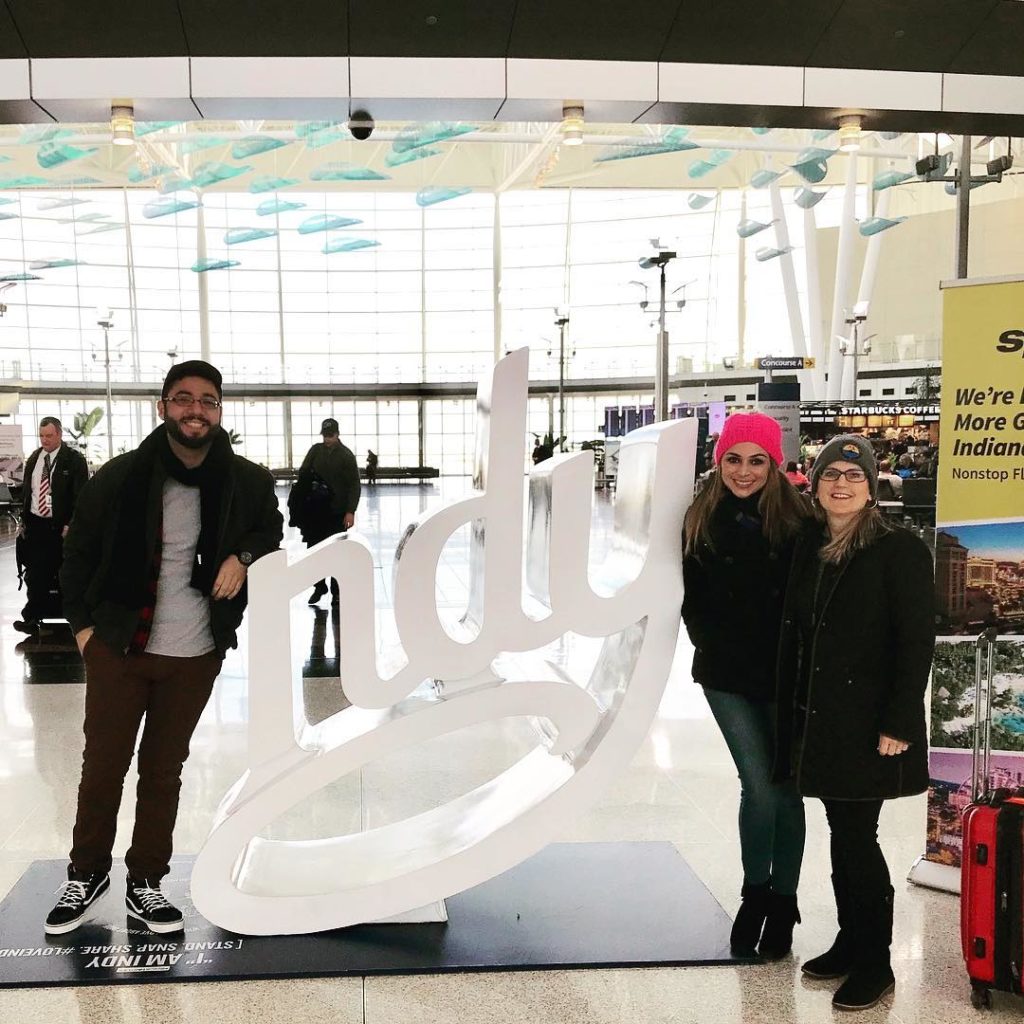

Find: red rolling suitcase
<box><xmin>961</xmin><ymin>628</ymin><xmax>1024</xmax><ymax>1010</ymax></box>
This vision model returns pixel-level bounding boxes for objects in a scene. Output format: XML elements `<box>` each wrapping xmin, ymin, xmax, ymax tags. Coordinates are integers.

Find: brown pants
<box><xmin>70</xmin><ymin>637</ymin><xmax>222</xmax><ymax>880</ymax></box>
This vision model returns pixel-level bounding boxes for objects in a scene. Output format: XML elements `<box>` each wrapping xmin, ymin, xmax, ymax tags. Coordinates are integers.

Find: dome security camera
<box><xmin>349</xmin><ymin>110</ymin><xmax>374</xmax><ymax>141</ymax></box>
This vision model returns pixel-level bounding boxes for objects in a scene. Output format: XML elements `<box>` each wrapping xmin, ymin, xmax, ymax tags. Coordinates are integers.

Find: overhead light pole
<box><xmin>97</xmin><ymin>308</ymin><xmax>115</xmax><ymax>460</ymax></box>
<box><xmin>637</xmin><ymin>248</ymin><xmax>677</xmax><ymax>421</ymax></box>
<box><xmin>554</xmin><ymin>306</ymin><xmax>570</xmax><ymax>451</ymax></box>
<box><xmin>838</xmin><ymin>302</ymin><xmax>875</xmax><ymax>400</ymax></box>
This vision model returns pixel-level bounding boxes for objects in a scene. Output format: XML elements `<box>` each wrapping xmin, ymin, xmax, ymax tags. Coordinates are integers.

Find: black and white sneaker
<box><xmin>125</xmin><ymin>877</ymin><xmax>184</xmax><ymax>933</ymax></box>
<box><xmin>44</xmin><ymin>867</ymin><xmax>110</xmax><ymax>935</ymax></box>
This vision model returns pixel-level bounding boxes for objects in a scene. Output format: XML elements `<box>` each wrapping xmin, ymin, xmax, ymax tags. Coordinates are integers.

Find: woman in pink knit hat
<box><xmin>682</xmin><ymin>411</ymin><xmax>810</xmax><ymax>960</ymax></box>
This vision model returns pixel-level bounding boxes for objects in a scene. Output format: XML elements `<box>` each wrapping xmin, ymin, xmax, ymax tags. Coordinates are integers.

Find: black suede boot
<box><xmin>802</xmin><ymin>872</ymin><xmax>855</xmax><ymax>979</ymax></box>
<box><xmin>832</xmin><ymin>887</ymin><xmax>896</xmax><ymax>1011</ymax></box>
<box><xmin>758</xmin><ymin>892</ymin><xmax>800</xmax><ymax>960</ymax></box>
<box><xmin>731</xmin><ymin>881</ymin><xmax>772</xmax><ymax>957</ymax></box>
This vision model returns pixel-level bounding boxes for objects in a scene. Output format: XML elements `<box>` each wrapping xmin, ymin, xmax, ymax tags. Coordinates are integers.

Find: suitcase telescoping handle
<box><xmin>971</xmin><ymin>627</ymin><xmax>999</xmax><ymax>803</ymax></box>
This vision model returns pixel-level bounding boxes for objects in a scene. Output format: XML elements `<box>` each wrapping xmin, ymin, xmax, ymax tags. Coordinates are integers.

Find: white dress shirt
<box><xmin>30</xmin><ymin>443</ymin><xmax>61</xmax><ymax>517</ymax></box>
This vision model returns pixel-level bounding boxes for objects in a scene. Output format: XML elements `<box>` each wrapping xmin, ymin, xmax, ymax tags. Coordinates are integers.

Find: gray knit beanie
<box><xmin>810</xmin><ymin>434</ymin><xmax>878</xmax><ymax>499</ymax></box>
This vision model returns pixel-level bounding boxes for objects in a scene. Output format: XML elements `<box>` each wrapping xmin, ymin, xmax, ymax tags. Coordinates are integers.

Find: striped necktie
<box><xmin>38</xmin><ymin>452</ymin><xmax>52</xmax><ymax>517</ymax></box>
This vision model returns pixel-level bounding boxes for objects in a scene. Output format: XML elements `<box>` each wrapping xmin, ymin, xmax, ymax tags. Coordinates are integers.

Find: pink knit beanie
<box><xmin>713</xmin><ymin>412</ymin><xmax>785</xmax><ymax>467</ymax></box>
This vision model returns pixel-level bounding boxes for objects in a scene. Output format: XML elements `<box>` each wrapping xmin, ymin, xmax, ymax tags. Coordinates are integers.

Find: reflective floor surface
<box><xmin>0</xmin><ymin>481</ymin><xmax>1012</xmax><ymax>1022</ymax></box>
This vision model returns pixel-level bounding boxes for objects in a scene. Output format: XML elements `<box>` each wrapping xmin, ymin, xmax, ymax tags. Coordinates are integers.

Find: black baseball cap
<box><xmin>320</xmin><ymin>418</ymin><xmax>339</xmax><ymax>436</ymax></box>
<box><xmin>163</xmin><ymin>359</ymin><xmax>223</xmax><ymax>400</ymax></box>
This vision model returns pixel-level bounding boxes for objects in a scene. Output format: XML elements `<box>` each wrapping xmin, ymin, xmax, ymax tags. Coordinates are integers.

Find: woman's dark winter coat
<box><xmin>774</xmin><ymin>520</ymin><xmax>935</xmax><ymax>801</ymax></box>
<box><xmin>681</xmin><ymin>491</ymin><xmax>794</xmax><ymax>701</ymax></box>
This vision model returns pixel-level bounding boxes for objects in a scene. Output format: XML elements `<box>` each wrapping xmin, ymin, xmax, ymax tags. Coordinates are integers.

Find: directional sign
<box><xmin>755</xmin><ymin>356</ymin><xmax>816</xmax><ymax>370</ymax></box>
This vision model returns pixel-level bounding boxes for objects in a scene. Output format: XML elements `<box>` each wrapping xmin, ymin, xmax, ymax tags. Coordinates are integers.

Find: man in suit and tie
<box><xmin>15</xmin><ymin>416</ymin><xmax>89</xmax><ymax>634</ymax></box>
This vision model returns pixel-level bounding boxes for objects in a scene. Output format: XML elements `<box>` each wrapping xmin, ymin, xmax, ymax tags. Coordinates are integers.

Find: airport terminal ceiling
<box><xmin>0</xmin><ymin>1</ymin><xmax>1020</xmax><ymax>76</ymax></box>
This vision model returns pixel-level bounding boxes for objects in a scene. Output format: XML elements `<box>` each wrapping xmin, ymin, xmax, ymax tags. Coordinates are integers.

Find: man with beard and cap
<box><xmin>45</xmin><ymin>360</ymin><xmax>283</xmax><ymax>936</ymax></box>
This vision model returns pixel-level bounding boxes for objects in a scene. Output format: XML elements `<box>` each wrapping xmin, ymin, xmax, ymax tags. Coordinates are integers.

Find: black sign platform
<box><xmin>0</xmin><ymin>842</ymin><xmax>742</xmax><ymax>988</ymax></box>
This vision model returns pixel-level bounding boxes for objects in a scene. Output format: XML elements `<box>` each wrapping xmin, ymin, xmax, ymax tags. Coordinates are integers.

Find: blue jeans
<box><xmin>704</xmin><ymin>688</ymin><xmax>806</xmax><ymax>895</ymax></box>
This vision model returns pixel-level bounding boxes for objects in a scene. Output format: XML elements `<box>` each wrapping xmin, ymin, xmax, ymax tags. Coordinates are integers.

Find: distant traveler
<box><xmin>784</xmin><ymin>460</ymin><xmax>809</xmax><ymax>492</ymax></box>
<box><xmin>876</xmin><ymin>459</ymin><xmax>903</xmax><ymax>500</ymax></box>
<box><xmin>14</xmin><ymin>416</ymin><xmax>88</xmax><ymax>635</ymax></box>
<box><xmin>288</xmin><ymin>418</ymin><xmax>360</xmax><ymax>605</ymax></box>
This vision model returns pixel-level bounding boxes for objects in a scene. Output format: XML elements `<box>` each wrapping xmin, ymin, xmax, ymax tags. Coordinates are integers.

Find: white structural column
<box><xmin>768</xmin><ymin>181</ymin><xmax>806</xmax><ymax>358</ymax></box>
<box><xmin>493</xmin><ymin>195</ymin><xmax>503</xmax><ymax>362</ymax></box>
<box><xmin>195</xmin><ymin>200</ymin><xmax>211</xmax><ymax>362</ymax></box>
<box><xmin>803</xmin><ymin>205</ymin><xmax>824</xmax><ymax>401</ymax></box>
<box><xmin>826</xmin><ymin>155</ymin><xmax>859</xmax><ymax>401</ymax></box>
<box><xmin>841</xmin><ymin>187</ymin><xmax>891</xmax><ymax>399</ymax></box>
<box><xmin>736</xmin><ymin>192</ymin><xmax>747</xmax><ymax>368</ymax></box>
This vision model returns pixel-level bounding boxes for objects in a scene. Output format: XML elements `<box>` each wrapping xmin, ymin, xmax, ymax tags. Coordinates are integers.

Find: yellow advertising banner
<box><xmin>916</xmin><ymin>277</ymin><xmax>1024</xmax><ymax>889</ymax></box>
<box><xmin>938</xmin><ymin>277</ymin><xmax>1024</xmax><ymax>524</ymax></box>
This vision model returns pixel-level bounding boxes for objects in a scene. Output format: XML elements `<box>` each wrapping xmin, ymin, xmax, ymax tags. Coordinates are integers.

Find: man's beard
<box><xmin>165</xmin><ymin>415</ymin><xmax>222</xmax><ymax>451</ymax></box>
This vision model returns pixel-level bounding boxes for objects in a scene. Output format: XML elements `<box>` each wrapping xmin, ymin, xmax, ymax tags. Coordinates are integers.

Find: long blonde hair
<box><xmin>817</xmin><ymin>504</ymin><xmax>892</xmax><ymax>563</ymax></box>
<box><xmin>683</xmin><ymin>462</ymin><xmax>809</xmax><ymax>558</ymax></box>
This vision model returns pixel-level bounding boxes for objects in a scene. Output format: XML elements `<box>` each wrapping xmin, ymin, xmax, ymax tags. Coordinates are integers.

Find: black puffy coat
<box><xmin>682</xmin><ymin>492</ymin><xmax>794</xmax><ymax>700</ymax></box>
<box><xmin>774</xmin><ymin>521</ymin><xmax>935</xmax><ymax>800</ymax></box>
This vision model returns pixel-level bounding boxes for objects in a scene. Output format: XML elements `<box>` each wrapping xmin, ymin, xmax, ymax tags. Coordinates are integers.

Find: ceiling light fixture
<box><xmin>560</xmin><ymin>103</ymin><xmax>584</xmax><ymax>147</ymax></box>
<box><xmin>110</xmin><ymin>103</ymin><xmax>135</xmax><ymax>147</ymax></box>
<box><xmin>837</xmin><ymin>114</ymin><xmax>862</xmax><ymax>152</ymax></box>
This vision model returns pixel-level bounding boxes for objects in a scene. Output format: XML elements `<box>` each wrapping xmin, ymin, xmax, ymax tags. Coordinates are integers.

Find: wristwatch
<box><xmin>237</xmin><ymin>550</ymin><xmax>254</xmax><ymax>566</ymax></box>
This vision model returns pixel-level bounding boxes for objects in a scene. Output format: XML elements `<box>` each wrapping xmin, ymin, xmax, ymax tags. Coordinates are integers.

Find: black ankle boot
<box><xmin>758</xmin><ymin>892</ymin><xmax>800</xmax><ymax>960</ymax></box>
<box><xmin>801</xmin><ymin>933</ymin><xmax>855</xmax><ymax>979</ymax></box>
<box><xmin>832</xmin><ymin>886</ymin><xmax>895</xmax><ymax>1011</ymax></box>
<box><xmin>831</xmin><ymin>965</ymin><xmax>895</xmax><ymax>1011</ymax></box>
<box><xmin>731</xmin><ymin>881</ymin><xmax>771</xmax><ymax>957</ymax></box>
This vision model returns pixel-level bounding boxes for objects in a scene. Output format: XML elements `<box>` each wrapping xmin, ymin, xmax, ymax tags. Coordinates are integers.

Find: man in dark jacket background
<box><xmin>14</xmin><ymin>416</ymin><xmax>89</xmax><ymax>634</ymax></box>
<box><xmin>288</xmin><ymin>416</ymin><xmax>360</xmax><ymax>605</ymax></box>
<box><xmin>45</xmin><ymin>360</ymin><xmax>283</xmax><ymax>937</ymax></box>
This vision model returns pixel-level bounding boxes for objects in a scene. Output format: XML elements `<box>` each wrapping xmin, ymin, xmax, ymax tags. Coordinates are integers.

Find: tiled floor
<box><xmin>0</xmin><ymin>482</ymin><xmax>1012</xmax><ymax>1022</ymax></box>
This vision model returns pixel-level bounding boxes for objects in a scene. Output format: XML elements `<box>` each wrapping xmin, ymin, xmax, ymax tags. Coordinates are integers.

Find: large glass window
<box><xmin>2</xmin><ymin>180</ymin><xmax>871</xmax><ymax>472</ymax></box>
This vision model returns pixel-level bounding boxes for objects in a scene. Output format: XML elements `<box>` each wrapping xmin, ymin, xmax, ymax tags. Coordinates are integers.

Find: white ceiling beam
<box><xmin>804</xmin><ymin>67</ymin><xmax>942</xmax><ymax>113</ymax></box>
<box><xmin>191</xmin><ymin>57</ymin><xmax>349</xmax><ymax>120</ymax></box>
<box><xmin>500</xmin><ymin>59</ymin><xmax>658</xmax><ymax>123</ymax></box>
<box><xmin>943</xmin><ymin>73</ymin><xmax>1024</xmax><ymax>117</ymax></box>
<box><xmin>0</xmin><ymin>59</ymin><xmax>50</xmax><ymax>123</ymax></box>
<box><xmin>350</xmin><ymin>58</ymin><xmax>505</xmax><ymax>121</ymax></box>
<box><xmin>31</xmin><ymin>57</ymin><xmax>195</xmax><ymax>121</ymax></box>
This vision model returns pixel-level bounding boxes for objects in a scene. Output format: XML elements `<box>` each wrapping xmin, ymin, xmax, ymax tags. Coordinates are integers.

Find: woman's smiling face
<box><xmin>719</xmin><ymin>443</ymin><xmax>771</xmax><ymax>499</ymax></box>
<box><xmin>816</xmin><ymin>460</ymin><xmax>871</xmax><ymax>517</ymax></box>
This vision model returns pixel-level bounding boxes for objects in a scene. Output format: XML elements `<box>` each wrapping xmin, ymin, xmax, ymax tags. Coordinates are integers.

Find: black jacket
<box><xmin>294</xmin><ymin>442</ymin><xmax>361</xmax><ymax>518</ymax></box>
<box><xmin>681</xmin><ymin>492</ymin><xmax>794</xmax><ymax>699</ymax></box>
<box><xmin>61</xmin><ymin>446</ymin><xmax>283</xmax><ymax>656</ymax></box>
<box><xmin>22</xmin><ymin>445</ymin><xmax>89</xmax><ymax>529</ymax></box>
<box><xmin>774</xmin><ymin>521</ymin><xmax>935</xmax><ymax>800</ymax></box>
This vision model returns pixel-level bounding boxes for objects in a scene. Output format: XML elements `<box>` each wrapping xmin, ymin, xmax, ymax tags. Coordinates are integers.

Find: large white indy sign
<box><xmin>191</xmin><ymin>348</ymin><xmax>698</xmax><ymax>935</ymax></box>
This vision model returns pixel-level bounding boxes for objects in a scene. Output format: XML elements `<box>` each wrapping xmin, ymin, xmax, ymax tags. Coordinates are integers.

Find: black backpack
<box><xmin>288</xmin><ymin>469</ymin><xmax>333</xmax><ymax>526</ymax></box>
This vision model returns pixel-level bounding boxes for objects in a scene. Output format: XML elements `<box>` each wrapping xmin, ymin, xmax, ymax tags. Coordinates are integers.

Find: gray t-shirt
<box><xmin>146</xmin><ymin>478</ymin><xmax>216</xmax><ymax>657</ymax></box>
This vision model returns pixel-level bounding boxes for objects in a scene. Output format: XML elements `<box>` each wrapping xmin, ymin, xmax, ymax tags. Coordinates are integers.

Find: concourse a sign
<box><xmin>754</xmin><ymin>356</ymin><xmax>815</xmax><ymax>370</ymax></box>
<box><xmin>910</xmin><ymin>276</ymin><xmax>1024</xmax><ymax>893</ymax></box>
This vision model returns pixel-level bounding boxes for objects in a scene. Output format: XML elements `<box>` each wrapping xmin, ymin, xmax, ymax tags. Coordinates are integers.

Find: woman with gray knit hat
<box><xmin>682</xmin><ymin>412</ymin><xmax>810</xmax><ymax>960</ymax></box>
<box><xmin>774</xmin><ymin>434</ymin><xmax>934</xmax><ymax>1011</ymax></box>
